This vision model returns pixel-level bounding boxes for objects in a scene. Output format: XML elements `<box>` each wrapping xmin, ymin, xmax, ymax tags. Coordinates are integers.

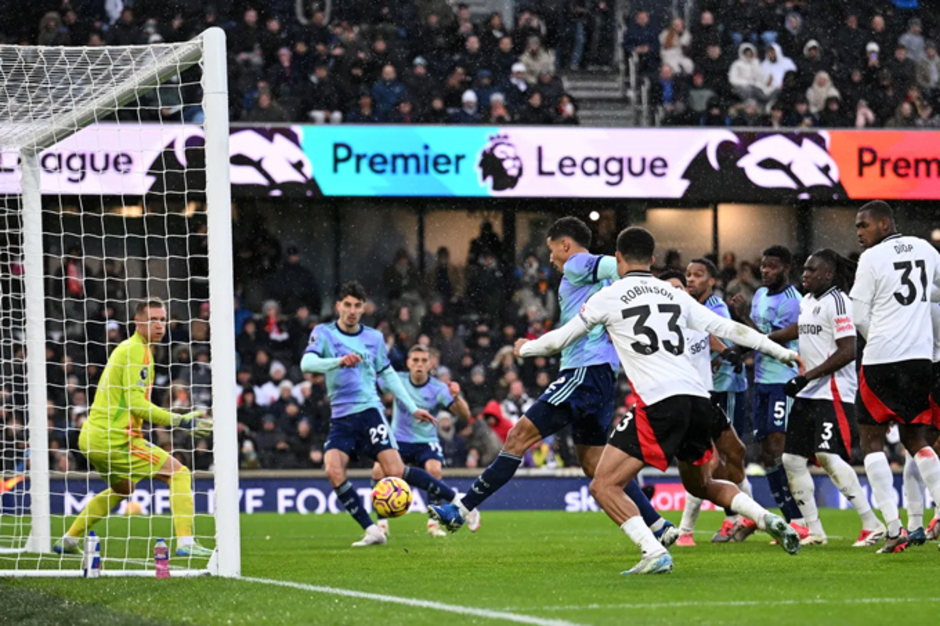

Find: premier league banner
<box><xmin>1</xmin><ymin>474</ymin><xmax>927</xmax><ymax>516</ymax></box>
<box><xmin>1</xmin><ymin>125</ymin><xmax>937</xmax><ymax>201</ymax></box>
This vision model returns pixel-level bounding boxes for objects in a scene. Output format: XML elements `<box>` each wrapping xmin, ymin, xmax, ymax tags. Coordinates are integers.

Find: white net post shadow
<box><xmin>0</xmin><ymin>28</ymin><xmax>239</xmax><ymax>577</ymax></box>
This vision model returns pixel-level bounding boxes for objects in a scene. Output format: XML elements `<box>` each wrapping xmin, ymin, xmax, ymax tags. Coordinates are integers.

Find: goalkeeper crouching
<box><xmin>54</xmin><ymin>299</ymin><xmax>213</xmax><ymax>558</ymax></box>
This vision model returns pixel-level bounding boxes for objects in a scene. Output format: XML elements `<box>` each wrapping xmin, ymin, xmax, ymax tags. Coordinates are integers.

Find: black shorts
<box><xmin>858</xmin><ymin>360</ymin><xmax>932</xmax><ymax>426</ymax></box>
<box><xmin>931</xmin><ymin>362</ymin><xmax>940</xmax><ymax>430</ymax></box>
<box><xmin>709</xmin><ymin>392</ymin><xmax>733</xmax><ymax>441</ymax></box>
<box><xmin>608</xmin><ymin>395</ymin><xmax>714</xmax><ymax>471</ymax></box>
<box><xmin>785</xmin><ymin>398</ymin><xmax>857</xmax><ymax>461</ymax></box>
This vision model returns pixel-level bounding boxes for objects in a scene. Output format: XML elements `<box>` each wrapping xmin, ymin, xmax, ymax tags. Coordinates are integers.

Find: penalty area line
<box><xmin>510</xmin><ymin>597</ymin><xmax>940</xmax><ymax>611</ymax></box>
<box><xmin>242</xmin><ymin>576</ymin><xmax>585</xmax><ymax>626</ymax></box>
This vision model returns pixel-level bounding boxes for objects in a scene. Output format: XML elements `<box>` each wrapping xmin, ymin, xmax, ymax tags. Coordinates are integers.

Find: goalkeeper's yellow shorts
<box><xmin>79</xmin><ymin>430</ymin><xmax>170</xmax><ymax>486</ymax></box>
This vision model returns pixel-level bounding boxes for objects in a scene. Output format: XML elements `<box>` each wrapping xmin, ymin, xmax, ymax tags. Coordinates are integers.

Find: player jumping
<box><xmin>430</xmin><ymin>217</ymin><xmax>677</xmax><ymax>544</ymax></box>
<box><xmin>373</xmin><ymin>345</ymin><xmax>473</xmax><ymax>538</ymax></box>
<box><xmin>301</xmin><ymin>281</ymin><xmax>470</xmax><ymax>547</ymax></box>
<box><xmin>850</xmin><ymin>201</ymin><xmax>940</xmax><ymax>554</ymax></box>
<box><xmin>768</xmin><ymin>249</ymin><xmax>886</xmax><ymax>546</ymax></box>
<box><xmin>54</xmin><ymin>299</ymin><xmax>213</xmax><ymax>557</ymax></box>
<box><xmin>515</xmin><ymin>227</ymin><xmax>803</xmax><ymax>574</ymax></box>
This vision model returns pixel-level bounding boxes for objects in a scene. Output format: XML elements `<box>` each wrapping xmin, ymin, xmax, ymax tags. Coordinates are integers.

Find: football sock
<box><xmin>912</xmin><ymin>447</ymin><xmax>940</xmax><ymax>521</ymax></box>
<box><xmin>765</xmin><ymin>461</ymin><xmax>802</xmax><ymax>522</ymax></box>
<box><xmin>783</xmin><ymin>453</ymin><xmax>820</xmax><ymax>534</ymax></box>
<box><xmin>624</xmin><ymin>479</ymin><xmax>661</xmax><ymax>527</ymax></box>
<box><xmin>903</xmin><ymin>453</ymin><xmax>925</xmax><ymax>530</ymax></box>
<box><xmin>334</xmin><ymin>481</ymin><xmax>374</xmax><ymax>530</ymax></box>
<box><xmin>679</xmin><ymin>493</ymin><xmax>702</xmax><ymax>534</ymax></box>
<box><xmin>737</xmin><ymin>479</ymin><xmax>753</xmax><ymax>497</ymax></box>
<box><xmin>460</xmin><ymin>451</ymin><xmax>522</xmax><ymax>511</ymax></box>
<box><xmin>402</xmin><ymin>466</ymin><xmax>457</xmax><ymax>504</ymax></box>
<box><xmin>865</xmin><ymin>452</ymin><xmax>901</xmax><ymax>536</ymax></box>
<box><xmin>730</xmin><ymin>492</ymin><xmax>769</xmax><ymax>530</ymax></box>
<box><xmin>621</xmin><ymin>516</ymin><xmax>666</xmax><ymax>558</ymax></box>
<box><xmin>66</xmin><ymin>488</ymin><xmax>126</xmax><ymax>538</ymax></box>
<box><xmin>817</xmin><ymin>452</ymin><xmax>881</xmax><ymax>529</ymax></box>
<box><xmin>170</xmin><ymin>466</ymin><xmax>195</xmax><ymax>540</ymax></box>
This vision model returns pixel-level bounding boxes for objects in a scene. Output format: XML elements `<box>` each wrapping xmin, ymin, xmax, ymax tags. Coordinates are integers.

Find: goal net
<box><xmin>0</xmin><ymin>29</ymin><xmax>239</xmax><ymax>577</ymax></box>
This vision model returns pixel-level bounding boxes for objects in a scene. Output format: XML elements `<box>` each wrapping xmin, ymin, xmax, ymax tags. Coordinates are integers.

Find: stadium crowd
<box><xmin>1</xmin><ymin>1</ymin><xmax>610</xmax><ymax>126</ymax></box>
<box><xmin>632</xmin><ymin>2</ymin><xmax>940</xmax><ymax>128</ymax></box>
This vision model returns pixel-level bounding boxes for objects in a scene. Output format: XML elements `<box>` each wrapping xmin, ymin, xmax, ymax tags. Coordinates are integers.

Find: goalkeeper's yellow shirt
<box><xmin>82</xmin><ymin>332</ymin><xmax>174</xmax><ymax>447</ymax></box>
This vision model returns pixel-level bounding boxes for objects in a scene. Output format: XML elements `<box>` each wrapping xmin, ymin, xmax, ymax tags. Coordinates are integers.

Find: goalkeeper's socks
<box><xmin>170</xmin><ymin>467</ymin><xmax>195</xmax><ymax>539</ymax></box>
<box><xmin>334</xmin><ymin>481</ymin><xmax>374</xmax><ymax>530</ymax></box>
<box><xmin>66</xmin><ymin>488</ymin><xmax>125</xmax><ymax>538</ymax></box>
<box><xmin>401</xmin><ymin>466</ymin><xmax>457</xmax><ymax>504</ymax></box>
<box><xmin>460</xmin><ymin>451</ymin><xmax>523</xmax><ymax>511</ymax></box>
<box><xmin>624</xmin><ymin>480</ymin><xmax>661</xmax><ymax>527</ymax></box>
<box><xmin>765</xmin><ymin>462</ymin><xmax>802</xmax><ymax>522</ymax></box>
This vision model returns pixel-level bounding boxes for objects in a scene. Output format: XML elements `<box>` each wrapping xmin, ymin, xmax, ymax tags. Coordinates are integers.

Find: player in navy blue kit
<box><xmin>373</xmin><ymin>345</ymin><xmax>474</xmax><ymax>537</ymax></box>
<box><xmin>431</xmin><ymin>217</ymin><xmax>676</xmax><ymax>544</ymax></box>
<box><xmin>731</xmin><ymin>246</ymin><xmax>808</xmax><ymax>542</ymax></box>
<box><xmin>301</xmin><ymin>281</ymin><xmax>464</xmax><ymax>547</ymax></box>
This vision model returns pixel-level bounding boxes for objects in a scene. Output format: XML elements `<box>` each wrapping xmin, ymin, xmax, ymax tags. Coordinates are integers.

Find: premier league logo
<box><xmin>478</xmin><ymin>134</ymin><xmax>523</xmax><ymax>191</ymax></box>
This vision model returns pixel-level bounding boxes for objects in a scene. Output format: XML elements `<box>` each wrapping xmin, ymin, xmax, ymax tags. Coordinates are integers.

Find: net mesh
<box><xmin>0</xmin><ymin>38</ymin><xmax>221</xmax><ymax>574</ymax></box>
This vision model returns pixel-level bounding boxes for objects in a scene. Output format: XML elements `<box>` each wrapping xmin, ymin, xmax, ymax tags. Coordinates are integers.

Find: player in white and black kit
<box><xmin>767</xmin><ymin>250</ymin><xmax>886</xmax><ymax>547</ymax></box>
<box><xmin>850</xmin><ymin>200</ymin><xmax>940</xmax><ymax>554</ymax></box>
<box><xmin>515</xmin><ymin>228</ymin><xmax>803</xmax><ymax>575</ymax></box>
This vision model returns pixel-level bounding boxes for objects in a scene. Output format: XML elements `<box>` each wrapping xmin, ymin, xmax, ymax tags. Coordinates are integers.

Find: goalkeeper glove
<box><xmin>172</xmin><ymin>410</ymin><xmax>213</xmax><ymax>438</ymax></box>
<box><xmin>784</xmin><ymin>375</ymin><xmax>809</xmax><ymax>398</ymax></box>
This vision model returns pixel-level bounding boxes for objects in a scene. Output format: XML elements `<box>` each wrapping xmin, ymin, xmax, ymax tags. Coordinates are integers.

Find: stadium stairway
<box><xmin>561</xmin><ymin>70</ymin><xmax>635</xmax><ymax>127</ymax></box>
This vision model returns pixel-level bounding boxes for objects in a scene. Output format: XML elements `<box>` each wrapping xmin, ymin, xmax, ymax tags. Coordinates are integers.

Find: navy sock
<box><xmin>334</xmin><ymin>481</ymin><xmax>373</xmax><ymax>530</ymax></box>
<box><xmin>402</xmin><ymin>466</ymin><xmax>456</xmax><ymax>504</ymax></box>
<box><xmin>624</xmin><ymin>480</ymin><xmax>661</xmax><ymax>527</ymax></box>
<box><xmin>766</xmin><ymin>463</ymin><xmax>802</xmax><ymax>522</ymax></box>
<box><xmin>461</xmin><ymin>451</ymin><xmax>523</xmax><ymax>511</ymax></box>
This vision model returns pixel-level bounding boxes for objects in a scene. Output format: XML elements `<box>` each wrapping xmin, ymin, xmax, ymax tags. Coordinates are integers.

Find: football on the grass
<box><xmin>371</xmin><ymin>477</ymin><xmax>413</xmax><ymax>518</ymax></box>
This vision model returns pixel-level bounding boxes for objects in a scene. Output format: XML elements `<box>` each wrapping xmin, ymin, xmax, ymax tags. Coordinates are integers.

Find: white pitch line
<box><xmin>509</xmin><ymin>597</ymin><xmax>940</xmax><ymax>612</ymax></box>
<box><xmin>242</xmin><ymin>576</ymin><xmax>585</xmax><ymax>626</ymax></box>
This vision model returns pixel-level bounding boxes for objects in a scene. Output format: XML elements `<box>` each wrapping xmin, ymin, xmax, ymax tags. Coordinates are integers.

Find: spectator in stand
<box><xmin>699</xmin><ymin>43</ymin><xmax>732</xmax><ymax>100</ymax></box>
<box><xmin>728</xmin><ymin>43</ymin><xmax>772</xmax><ymax>103</ymax></box>
<box><xmin>839</xmin><ymin>67</ymin><xmax>867</xmax><ymax>111</ymax></box>
<box><xmin>817</xmin><ymin>96</ymin><xmax>851</xmax><ymax>127</ymax></box>
<box><xmin>500</xmin><ymin>380</ymin><xmax>535</xmax><ymax>425</ymax></box>
<box><xmin>899</xmin><ymin>18</ymin><xmax>926</xmax><ymax>62</ymax></box>
<box><xmin>256</xmin><ymin>415</ymin><xmax>291</xmax><ymax>469</ymax></box>
<box><xmin>806</xmin><ymin>71</ymin><xmax>840</xmax><ymax>114</ymax></box>
<box><xmin>449</xmin><ymin>90</ymin><xmax>482</xmax><ymax>123</ymax></box>
<box><xmin>797</xmin><ymin>40</ymin><xmax>827</xmax><ymax>90</ymax></box>
<box><xmin>492</xmin><ymin>36</ymin><xmax>520</xmax><ymax>81</ymax></box>
<box><xmin>886</xmin><ymin>101</ymin><xmax>917</xmax><ymax>127</ymax></box>
<box><xmin>402</xmin><ymin>58</ymin><xmax>437</xmax><ymax>117</ymax></box>
<box><xmin>289</xmin><ymin>419</ymin><xmax>322</xmax><ymax>468</ymax></box>
<box><xmin>387</xmin><ymin>99</ymin><xmax>418</xmax><ymax>123</ymax></box>
<box><xmin>415</xmin><ymin>12</ymin><xmax>454</xmax><ymax>78</ymax></box>
<box><xmin>700</xmin><ymin>97</ymin><xmax>731</xmax><ymax>126</ymax></box>
<box><xmin>484</xmin><ymin>92</ymin><xmax>514</xmax><ymax>123</ymax></box>
<box><xmin>561</xmin><ymin>0</ymin><xmax>590</xmax><ymax>71</ymax></box>
<box><xmin>424</xmin><ymin>95</ymin><xmax>450</xmax><ymax>123</ymax></box>
<box><xmin>761</xmin><ymin>43</ymin><xmax>796</xmax><ymax>95</ymax></box>
<box><xmin>869</xmin><ymin>14</ymin><xmax>891</xmax><ymax>53</ymax></box>
<box><xmin>345</xmin><ymin>92</ymin><xmax>380</xmax><ymax>123</ymax></box>
<box><xmin>382</xmin><ymin>248</ymin><xmax>423</xmax><ymax>308</ymax></box>
<box><xmin>109</xmin><ymin>8</ymin><xmax>143</xmax><ymax>46</ymax></box>
<box><xmin>918</xmin><ymin>41</ymin><xmax>940</xmax><ymax>95</ymax></box>
<box><xmin>502</xmin><ymin>62</ymin><xmax>530</xmax><ymax>113</ymax></box>
<box><xmin>836</xmin><ymin>13</ymin><xmax>869</xmax><ymax>69</ymax></box>
<box><xmin>300</xmin><ymin>62</ymin><xmax>344</xmax><ymax>124</ymax></box>
<box><xmin>622</xmin><ymin>10</ymin><xmax>659</xmax><ymax>77</ymax></box>
<box><xmin>480</xmin><ymin>12</ymin><xmax>509</xmax><ymax>59</ymax></box>
<box><xmin>659</xmin><ymin>16</ymin><xmax>694</xmax><ymax>75</ymax></box>
<box><xmin>915</xmin><ymin>102</ymin><xmax>940</xmax><ymax>127</ymax></box>
<box><xmin>442</xmin><ymin>67</ymin><xmax>469</xmax><ymax>109</ymax></box>
<box><xmin>784</xmin><ymin>96</ymin><xmax>817</xmax><ymax>126</ymax></box>
<box><xmin>777</xmin><ymin>11</ymin><xmax>808</xmax><ymax>62</ymax></box>
<box><xmin>868</xmin><ymin>69</ymin><xmax>899</xmax><ymax>124</ymax></box>
<box><xmin>519</xmin><ymin>36</ymin><xmax>555</xmax><ymax>85</ymax></box>
<box><xmin>372</xmin><ymin>64</ymin><xmax>408</xmax><ymax>121</ymax></box>
<box><xmin>888</xmin><ymin>44</ymin><xmax>917</xmax><ymax>91</ymax></box>
<box><xmin>725</xmin><ymin>0</ymin><xmax>760</xmax><ymax>48</ymax></box>
<box><xmin>651</xmin><ymin>63</ymin><xmax>688</xmax><ymax>120</ymax></box>
<box><xmin>269</xmin><ymin>246</ymin><xmax>321</xmax><ymax>317</ymax></box>
<box><xmin>243</xmin><ymin>87</ymin><xmax>289</xmax><ymax>122</ymax></box>
<box><xmin>534</xmin><ymin>70</ymin><xmax>563</xmax><ymax>109</ymax></box>
<box><xmin>453</xmin><ymin>35</ymin><xmax>487</xmax><ymax>80</ymax></box>
<box><xmin>461</xmin><ymin>413</ymin><xmax>502</xmax><ymax>468</ymax></box>
<box><xmin>688</xmin><ymin>71</ymin><xmax>717</xmax><ymax>115</ymax></box>
<box><xmin>437</xmin><ymin>412</ymin><xmax>468</xmax><ymax>467</ymax></box>
<box><xmin>730</xmin><ymin>98</ymin><xmax>767</xmax><ymax>126</ymax></box>
<box><xmin>481</xmin><ymin>400</ymin><xmax>512</xmax><ymax>443</ymax></box>
<box><xmin>691</xmin><ymin>10</ymin><xmax>723</xmax><ymax>64</ymax></box>
<box><xmin>586</xmin><ymin>0</ymin><xmax>617</xmax><ymax>69</ymax></box>
<box><xmin>473</xmin><ymin>70</ymin><xmax>498</xmax><ymax>108</ymax></box>
<box><xmin>765</xmin><ymin>102</ymin><xmax>786</xmax><ymax>128</ymax></box>
<box><xmin>556</xmin><ymin>94</ymin><xmax>580</xmax><ymax>125</ymax></box>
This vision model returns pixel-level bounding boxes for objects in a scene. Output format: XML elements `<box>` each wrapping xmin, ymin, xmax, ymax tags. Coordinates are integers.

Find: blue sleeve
<box><xmin>304</xmin><ymin>325</ymin><xmax>329</xmax><ymax>356</ymax></box>
<box><xmin>777</xmin><ymin>293</ymin><xmax>802</xmax><ymax>328</ymax></box>
<box><xmin>595</xmin><ymin>256</ymin><xmax>619</xmax><ymax>282</ymax></box>
<box><xmin>379</xmin><ymin>367</ymin><xmax>418</xmax><ymax>414</ymax></box>
<box><xmin>436</xmin><ymin>382</ymin><xmax>455</xmax><ymax>411</ymax></box>
<box><xmin>301</xmin><ymin>352</ymin><xmax>342</xmax><ymax>373</ymax></box>
<box><xmin>563</xmin><ymin>253</ymin><xmax>605</xmax><ymax>286</ymax></box>
<box><xmin>373</xmin><ymin>331</ymin><xmax>391</xmax><ymax>373</ymax></box>
<box><xmin>712</xmin><ymin>299</ymin><xmax>731</xmax><ymax>320</ymax></box>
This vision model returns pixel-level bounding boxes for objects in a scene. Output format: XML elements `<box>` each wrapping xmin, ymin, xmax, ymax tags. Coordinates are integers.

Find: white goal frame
<box><xmin>0</xmin><ymin>28</ymin><xmax>240</xmax><ymax>578</ymax></box>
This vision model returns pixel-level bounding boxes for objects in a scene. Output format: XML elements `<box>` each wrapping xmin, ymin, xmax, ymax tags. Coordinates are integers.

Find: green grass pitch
<box><xmin>1</xmin><ymin>510</ymin><xmax>937</xmax><ymax>625</ymax></box>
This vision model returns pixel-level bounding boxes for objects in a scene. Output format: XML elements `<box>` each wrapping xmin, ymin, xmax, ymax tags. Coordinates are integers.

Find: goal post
<box><xmin>0</xmin><ymin>28</ymin><xmax>239</xmax><ymax>577</ymax></box>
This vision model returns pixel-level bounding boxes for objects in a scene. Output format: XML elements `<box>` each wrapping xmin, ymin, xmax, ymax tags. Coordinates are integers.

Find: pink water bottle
<box><xmin>154</xmin><ymin>538</ymin><xmax>170</xmax><ymax>578</ymax></box>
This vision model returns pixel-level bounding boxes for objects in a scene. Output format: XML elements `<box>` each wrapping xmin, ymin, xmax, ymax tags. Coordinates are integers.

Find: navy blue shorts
<box><xmin>526</xmin><ymin>364</ymin><xmax>616</xmax><ymax>447</ymax></box>
<box><xmin>753</xmin><ymin>383</ymin><xmax>791</xmax><ymax>441</ymax></box>
<box><xmin>712</xmin><ymin>390</ymin><xmax>748</xmax><ymax>440</ymax></box>
<box><xmin>324</xmin><ymin>408</ymin><xmax>397</xmax><ymax>460</ymax></box>
<box><xmin>397</xmin><ymin>441</ymin><xmax>445</xmax><ymax>467</ymax></box>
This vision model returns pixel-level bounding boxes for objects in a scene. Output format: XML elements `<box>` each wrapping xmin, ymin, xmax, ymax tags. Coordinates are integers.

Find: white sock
<box><xmin>783</xmin><ymin>453</ymin><xmax>820</xmax><ymax>534</ymax></box>
<box><xmin>903</xmin><ymin>453</ymin><xmax>925</xmax><ymax>530</ymax></box>
<box><xmin>649</xmin><ymin>518</ymin><xmax>666</xmax><ymax>533</ymax></box>
<box><xmin>621</xmin><ymin>516</ymin><xmax>667</xmax><ymax>558</ymax></box>
<box><xmin>62</xmin><ymin>535</ymin><xmax>79</xmax><ymax>548</ymax></box>
<box><xmin>455</xmin><ymin>496</ymin><xmax>471</xmax><ymax>518</ymax></box>
<box><xmin>177</xmin><ymin>536</ymin><xmax>195</xmax><ymax>547</ymax></box>
<box><xmin>912</xmin><ymin>447</ymin><xmax>940</xmax><ymax>522</ymax></box>
<box><xmin>817</xmin><ymin>452</ymin><xmax>880</xmax><ymax>530</ymax></box>
<box><xmin>864</xmin><ymin>452</ymin><xmax>901</xmax><ymax>536</ymax></box>
<box><xmin>730</xmin><ymin>492</ymin><xmax>769</xmax><ymax>530</ymax></box>
<box><xmin>737</xmin><ymin>479</ymin><xmax>753</xmax><ymax>498</ymax></box>
<box><xmin>679</xmin><ymin>493</ymin><xmax>702</xmax><ymax>534</ymax></box>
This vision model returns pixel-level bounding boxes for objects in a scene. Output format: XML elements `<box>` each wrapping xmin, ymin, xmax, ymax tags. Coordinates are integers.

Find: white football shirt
<box><xmin>576</xmin><ymin>271</ymin><xmax>738</xmax><ymax>404</ymax></box>
<box><xmin>796</xmin><ymin>288</ymin><xmax>857</xmax><ymax>402</ymax></box>
<box><xmin>850</xmin><ymin>234</ymin><xmax>940</xmax><ymax>365</ymax></box>
<box><xmin>932</xmin><ymin>303</ymin><xmax>940</xmax><ymax>363</ymax></box>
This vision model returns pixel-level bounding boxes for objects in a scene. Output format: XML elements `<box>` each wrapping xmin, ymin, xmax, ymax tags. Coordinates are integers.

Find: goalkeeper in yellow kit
<box><xmin>54</xmin><ymin>299</ymin><xmax>213</xmax><ymax>557</ymax></box>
